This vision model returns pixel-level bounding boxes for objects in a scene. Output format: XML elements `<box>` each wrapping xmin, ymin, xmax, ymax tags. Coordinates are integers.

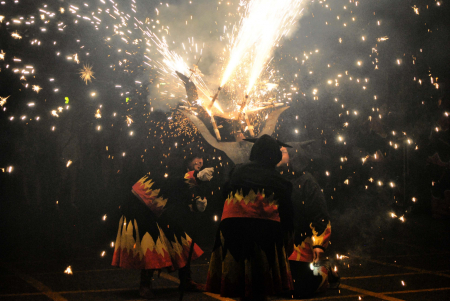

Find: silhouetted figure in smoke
<box><xmin>111</xmin><ymin>150</ymin><xmax>213</xmax><ymax>299</ymax></box>
<box><xmin>206</xmin><ymin>134</ymin><xmax>294</xmax><ymax>301</ymax></box>
<box><xmin>277</xmin><ymin>147</ymin><xmax>340</xmax><ymax>298</ymax></box>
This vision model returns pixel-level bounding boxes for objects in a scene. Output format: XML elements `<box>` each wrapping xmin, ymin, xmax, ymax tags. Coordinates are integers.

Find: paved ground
<box><xmin>1</xmin><ymin>215</ymin><xmax>449</xmax><ymax>301</ymax></box>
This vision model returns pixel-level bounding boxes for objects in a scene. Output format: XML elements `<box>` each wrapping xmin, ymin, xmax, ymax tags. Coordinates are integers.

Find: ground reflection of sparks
<box><xmin>79</xmin><ymin>64</ymin><xmax>95</xmax><ymax>85</ymax></box>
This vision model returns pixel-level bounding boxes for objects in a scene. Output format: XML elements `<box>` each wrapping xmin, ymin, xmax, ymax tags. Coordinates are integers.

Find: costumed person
<box><xmin>206</xmin><ymin>134</ymin><xmax>294</xmax><ymax>301</ymax></box>
<box><xmin>277</xmin><ymin>146</ymin><xmax>339</xmax><ymax>299</ymax></box>
<box><xmin>111</xmin><ymin>151</ymin><xmax>214</xmax><ymax>299</ymax></box>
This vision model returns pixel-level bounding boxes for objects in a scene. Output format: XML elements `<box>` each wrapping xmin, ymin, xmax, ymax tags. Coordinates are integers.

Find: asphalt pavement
<box><xmin>1</xmin><ymin>214</ymin><xmax>449</xmax><ymax>301</ymax></box>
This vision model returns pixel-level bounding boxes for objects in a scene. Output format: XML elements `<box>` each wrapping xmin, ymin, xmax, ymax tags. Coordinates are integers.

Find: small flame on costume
<box><xmin>64</xmin><ymin>266</ymin><xmax>73</xmax><ymax>275</ymax></box>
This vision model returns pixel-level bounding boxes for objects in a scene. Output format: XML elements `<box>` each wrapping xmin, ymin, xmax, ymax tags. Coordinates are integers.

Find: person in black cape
<box><xmin>206</xmin><ymin>134</ymin><xmax>294</xmax><ymax>301</ymax></box>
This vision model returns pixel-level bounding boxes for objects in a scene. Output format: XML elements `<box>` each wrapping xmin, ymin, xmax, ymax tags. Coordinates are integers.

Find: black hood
<box><xmin>249</xmin><ymin>134</ymin><xmax>282</xmax><ymax>167</ymax></box>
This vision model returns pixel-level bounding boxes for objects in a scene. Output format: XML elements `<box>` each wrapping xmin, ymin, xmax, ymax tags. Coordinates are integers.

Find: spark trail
<box><xmin>220</xmin><ymin>0</ymin><xmax>306</xmax><ymax>94</ymax></box>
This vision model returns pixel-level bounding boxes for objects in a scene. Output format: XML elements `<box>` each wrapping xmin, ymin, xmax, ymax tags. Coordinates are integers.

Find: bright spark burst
<box><xmin>64</xmin><ymin>266</ymin><xmax>73</xmax><ymax>275</ymax></box>
<box><xmin>0</xmin><ymin>50</ymin><xmax>5</xmax><ymax>60</ymax></box>
<box><xmin>11</xmin><ymin>31</ymin><xmax>22</xmax><ymax>39</ymax></box>
<box><xmin>79</xmin><ymin>64</ymin><xmax>95</xmax><ymax>85</ymax></box>
<box><xmin>0</xmin><ymin>96</ymin><xmax>10</xmax><ymax>107</ymax></box>
<box><xmin>32</xmin><ymin>85</ymin><xmax>42</xmax><ymax>93</ymax></box>
<box><xmin>0</xmin><ymin>16</ymin><xmax>4</xmax><ymax>23</ymax></box>
<box><xmin>221</xmin><ymin>0</ymin><xmax>306</xmax><ymax>93</ymax></box>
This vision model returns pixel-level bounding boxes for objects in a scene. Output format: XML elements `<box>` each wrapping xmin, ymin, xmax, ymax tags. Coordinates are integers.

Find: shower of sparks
<box><xmin>32</xmin><ymin>85</ymin><xmax>42</xmax><ymax>93</ymax></box>
<box><xmin>0</xmin><ymin>96</ymin><xmax>10</xmax><ymax>107</ymax></box>
<box><xmin>79</xmin><ymin>64</ymin><xmax>95</xmax><ymax>85</ymax></box>
<box><xmin>0</xmin><ymin>0</ymin><xmax>445</xmax><ymax>255</ymax></box>
<box><xmin>220</xmin><ymin>0</ymin><xmax>306</xmax><ymax>94</ymax></box>
<box><xmin>146</xmin><ymin>32</ymin><xmax>212</xmax><ymax>102</ymax></box>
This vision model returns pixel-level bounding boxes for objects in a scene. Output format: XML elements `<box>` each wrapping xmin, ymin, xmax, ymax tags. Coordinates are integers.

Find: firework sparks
<box><xmin>0</xmin><ymin>96</ymin><xmax>10</xmax><ymax>107</ymax></box>
<box><xmin>126</xmin><ymin>115</ymin><xmax>134</xmax><ymax>126</ymax></box>
<box><xmin>79</xmin><ymin>64</ymin><xmax>95</xmax><ymax>85</ymax></box>
<box><xmin>221</xmin><ymin>0</ymin><xmax>306</xmax><ymax>94</ymax></box>
<box><xmin>11</xmin><ymin>31</ymin><xmax>22</xmax><ymax>39</ymax></box>
<box><xmin>32</xmin><ymin>85</ymin><xmax>42</xmax><ymax>93</ymax></box>
<box><xmin>64</xmin><ymin>266</ymin><xmax>73</xmax><ymax>275</ymax></box>
<box><xmin>0</xmin><ymin>50</ymin><xmax>5</xmax><ymax>60</ymax></box>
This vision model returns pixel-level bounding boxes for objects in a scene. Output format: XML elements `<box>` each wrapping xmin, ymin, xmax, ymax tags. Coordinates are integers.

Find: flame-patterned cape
<box><xmin>206</xmin><ymin>161</ymin><xmax>294</xmax><ymax>298</ymax></box>
<box><xmin>285</xmin><ymin>172</ymin><xmax>331</xmax><ymax>263</ymax></box>
<box><xmin>112</xmin><ymin>172</ymin><xmax>204</xmax><ymax>271</ymax></box>
<box><xmin>283</xmin><ymin>170</ymin><xmax>332</xmax><ymax>296</ymax></box>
